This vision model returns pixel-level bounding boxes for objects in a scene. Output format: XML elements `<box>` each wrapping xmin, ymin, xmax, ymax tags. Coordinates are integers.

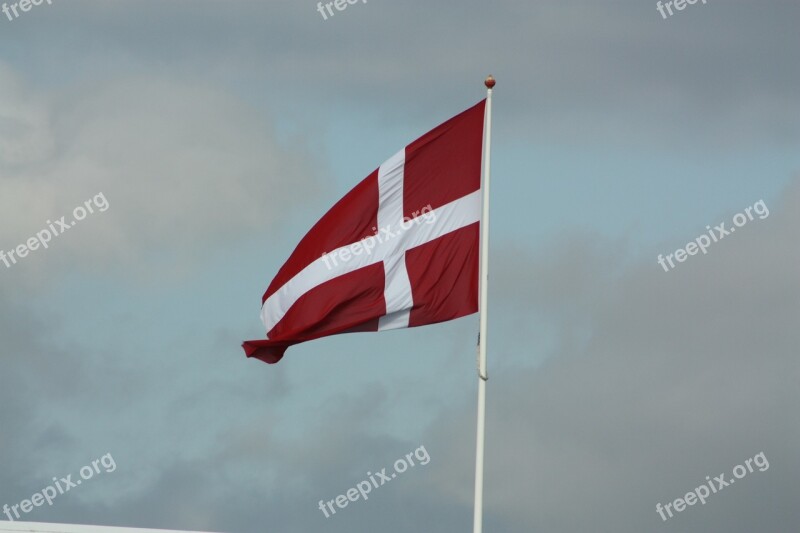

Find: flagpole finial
<box><xmin>484</xmin><ymin>75</ymin><xmax>496</xmax><ymax>89</ymax></box>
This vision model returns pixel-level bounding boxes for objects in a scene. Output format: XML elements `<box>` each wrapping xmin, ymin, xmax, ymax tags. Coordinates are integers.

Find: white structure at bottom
<box><xmin>0</xmin><ymin>522</ymin><xmax>220</xmax><ymax>533</ymax></box>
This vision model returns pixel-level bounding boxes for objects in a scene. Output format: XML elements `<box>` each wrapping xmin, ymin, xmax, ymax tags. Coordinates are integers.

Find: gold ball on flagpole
<box><xmin>484</xmin><ymin>75</ymin><xmax>496</xmax><ymax>89</ymax></box>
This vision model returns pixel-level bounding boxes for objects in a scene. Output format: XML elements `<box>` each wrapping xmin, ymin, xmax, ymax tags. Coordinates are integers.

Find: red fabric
<box><xmin>406</xmin><ymin>222</ymin><xmax>480</xmax><ymax>327</ymax></box>
<box><xmin>263</xmin><ymin>170</ymin><xmax>380</xmax><ymax>305</ymax></box>
<box><xmin>404</xmin><ymin>100</ymin><xmax>485</xmax><ymax>217</ymax></box>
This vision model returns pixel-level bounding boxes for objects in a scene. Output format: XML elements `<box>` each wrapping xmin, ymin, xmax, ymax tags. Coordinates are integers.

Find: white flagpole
<box><xmin>473</xmin><ymin>74</ymin><xmax>495</xmax><ymax>533</ymax></box>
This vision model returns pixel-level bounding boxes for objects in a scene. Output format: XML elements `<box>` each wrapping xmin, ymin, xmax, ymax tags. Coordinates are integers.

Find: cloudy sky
<box><xmin>1</xmin><ymin>1</ymin><xmax>798</xmax><ymax>532</ymax></box>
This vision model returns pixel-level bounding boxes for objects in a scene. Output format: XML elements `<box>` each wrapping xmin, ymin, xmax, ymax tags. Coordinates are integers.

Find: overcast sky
<box><xmin>1</xmin><ymin>1</ymin><xmax>798</xmax><ymax>532</ymax></box>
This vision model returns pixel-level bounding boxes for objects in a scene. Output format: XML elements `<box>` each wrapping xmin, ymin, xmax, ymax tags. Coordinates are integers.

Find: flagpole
<box><xmin>473</xmin><ymin>74</ymin><xmax>494</xmax><ymax>533</ymax></box>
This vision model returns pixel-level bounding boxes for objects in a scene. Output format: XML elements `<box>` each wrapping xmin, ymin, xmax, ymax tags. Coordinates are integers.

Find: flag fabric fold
<box><xmin>243</xmin><ymin>99</ymin><xmax>486</xmax><ymax>364</ymax></box>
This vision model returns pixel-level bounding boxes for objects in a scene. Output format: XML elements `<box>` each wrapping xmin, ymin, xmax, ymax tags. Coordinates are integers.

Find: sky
<box><xmin>0</xmin><ymin>1</ymin><xmax>798</xmax><ymax>532</ymax></box>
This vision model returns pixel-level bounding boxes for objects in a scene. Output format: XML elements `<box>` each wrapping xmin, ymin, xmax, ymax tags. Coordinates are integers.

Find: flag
<box><xmin>243</xmin><ymin>99</ymin><xmax>486</xmax><ymax>364</ymax></box>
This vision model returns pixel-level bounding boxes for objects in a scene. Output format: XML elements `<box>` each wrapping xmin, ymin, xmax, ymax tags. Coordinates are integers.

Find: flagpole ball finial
<box><xmin>484</xmin><ymin>75</ymin><xmax>496</xmax><ymax>89</ymax></box>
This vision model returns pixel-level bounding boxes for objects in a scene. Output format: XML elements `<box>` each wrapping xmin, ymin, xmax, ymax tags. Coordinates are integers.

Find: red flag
<box><xmin>243</xmin><ymin>100</ymin><xmax>486</xmax><ymax>363</ymax></box>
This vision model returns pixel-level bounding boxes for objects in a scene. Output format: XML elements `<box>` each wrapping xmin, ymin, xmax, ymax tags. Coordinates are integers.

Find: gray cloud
<box><xmin>0</xmin><ymin>2</ymin><xmax>797</xmax><ymax>532</ymax></box>
<box><xmin>5</xmin><ymin>1</ymin><xmax>798</xmax><ymax>149</ymax></box>
<box><xmin>0</xmin><ymin>62</ymin><xmax>324</xmax><ymax>281</ymax></box>
<box><xmin>422</xmin><ymin>178</ymin><xmax>800</xmax><ymax>532</ymax></box>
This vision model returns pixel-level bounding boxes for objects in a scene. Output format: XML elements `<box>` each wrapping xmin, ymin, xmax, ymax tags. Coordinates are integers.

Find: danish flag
<box><xmin>243</xmin><ymin>99</ymin><xmax>486</xmax><ymax>364</ymax></box>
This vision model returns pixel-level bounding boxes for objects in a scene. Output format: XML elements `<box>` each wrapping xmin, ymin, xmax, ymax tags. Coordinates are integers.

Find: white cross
<box><xmin>260</xmin><ymin>148</ymin><xmax>481</xmax><ymax>335</ymax></box>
